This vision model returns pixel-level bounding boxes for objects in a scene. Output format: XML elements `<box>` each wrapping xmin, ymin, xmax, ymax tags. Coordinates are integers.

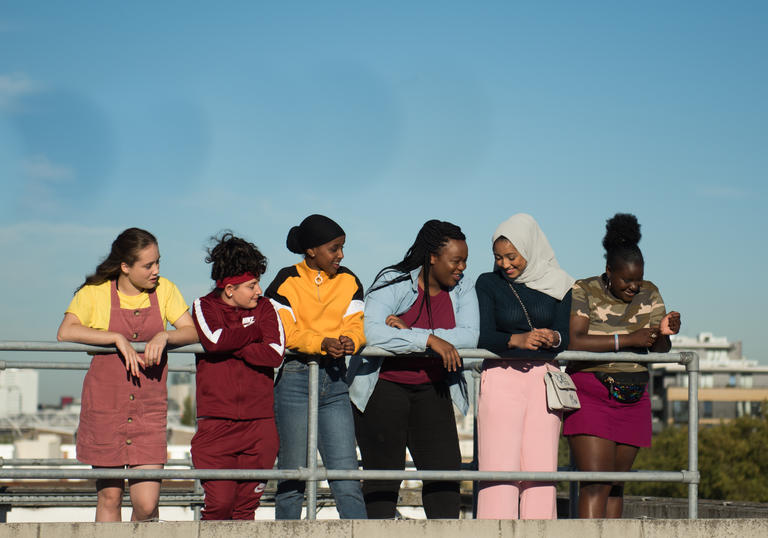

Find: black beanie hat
<box><xmin>286</xmin><ymin>214</ymin><xmax>345</xmax><ymax>254</ymax></box>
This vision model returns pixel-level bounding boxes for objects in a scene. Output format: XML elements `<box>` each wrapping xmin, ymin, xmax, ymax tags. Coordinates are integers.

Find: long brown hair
<box><xmin>77</xmin><ymin>228</ymin><xmax>158</xmax><ymax>292</ymax></box>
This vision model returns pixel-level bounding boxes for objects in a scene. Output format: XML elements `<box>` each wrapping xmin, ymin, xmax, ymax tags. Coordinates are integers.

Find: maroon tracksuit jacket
<box><xmin>191</xmin><ymin>291</ymin><xmax>285</xmax><ymax>520</ymax></box>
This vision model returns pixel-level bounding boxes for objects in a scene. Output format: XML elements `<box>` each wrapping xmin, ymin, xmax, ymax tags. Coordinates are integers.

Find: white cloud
<box><xmin>0</xmin><ymin>73</ymin><xmax>38</xmax><ymax>107</ymax></box>
<box><xmin>22</xmin><ymin>155</ymin><xmax>75</xmax><ymax>182</ymax></box>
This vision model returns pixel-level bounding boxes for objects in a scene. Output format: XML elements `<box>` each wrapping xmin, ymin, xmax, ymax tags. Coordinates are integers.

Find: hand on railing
<box><xmin>114</xmin><ymin>334</ymin><xmax>146</xmax><ymax>376</ymax></box>
<box><xmin>144</xmin><ymin>331</ymin><xmax>170</xmax><ymax>367</ymax></box>
<box><xmin>627</xmin><ymin>328</ymin><xmax>661</xmax><ymax>348</ymax></box>
<box><xmin>508</xmin><ymin>329</ymin><xmax>559</xmax><ymax>350</ymax></box>
<box><xmin>426</xmin><ymin>335</ymin><xmax>462</xmax><ymax>372</ymax></box>
<box><xmin>339</xmin><ymin>335</ymin><xmax>356</xmax><ymax>355</ymax></box>
<box><xmin>321</xmin><ymin>337</ymin><xmax>353</xmax><ymax>358</ymax></box>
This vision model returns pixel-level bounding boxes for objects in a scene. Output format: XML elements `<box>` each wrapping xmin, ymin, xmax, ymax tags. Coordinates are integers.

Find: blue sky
<box><xmin>1</xmin><ymin>2</ymin><xmax>766</xmax><ymax>404</ymax></box>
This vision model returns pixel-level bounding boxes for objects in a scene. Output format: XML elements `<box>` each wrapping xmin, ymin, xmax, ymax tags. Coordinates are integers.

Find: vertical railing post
<box><xmin>193</xmin><ymin>478</ymin><xmax>203</xmax><ymax>520</ymax></box>
<box><xmin>471</xmin><ymin>369</ymin><xmax>479</xmax><ymax>519</ymax></box>
<box><xmin>568</xmin><ymin>451</ymin><xmax>579</xmax><ymax>518</ymax></box>
<box><xmin>684</xmin><ymin>351</ymin><xmax>700</xmax><ymax>519</ymax></box>
<box><xmin>305</xmin><ymin>360</ymin><xmax>320</xmax><ymax>520</ymax></box>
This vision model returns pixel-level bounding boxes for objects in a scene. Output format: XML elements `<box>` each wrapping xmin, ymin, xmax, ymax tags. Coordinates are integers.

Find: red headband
<box><xmin>216</xmin><ymin>272</ymin><xmax>256</xmax><ymax>288</ymax></box>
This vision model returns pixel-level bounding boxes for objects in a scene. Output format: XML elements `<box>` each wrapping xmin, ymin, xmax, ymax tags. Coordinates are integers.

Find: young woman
<box><xmin>475</xmin><ymin>214</ymin><xmax>573</xmax><ymax>520</ymax></box>
<box><xmin>57</xmin><ymin>228</ymin><xmax>197</xmax><ymax>522</ymax></box>
<box><xmin>190</xmin><ymin>232</ymin><xmax>285</xmax><ymax>520</ymax></box>
<box><xmin>564</xmin><ymin>213</ymin><xmax>681</xmax><ymax>518</ymax></box>
<box><xmin>348</xmin><ymin>219</ymin><xmax>479</xmax><ymax>519</ymax></box>
<box><xmin>265</xmin><ymin>214</ymin><xmax>367</xmax><ymax>519</ymax></box>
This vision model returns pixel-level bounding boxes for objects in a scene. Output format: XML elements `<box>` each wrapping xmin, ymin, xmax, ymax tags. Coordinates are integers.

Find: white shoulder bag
<box><xmin>508</xmin><ymin>282</ymin><xmax>581</xmax><ymax>412</ymax></box>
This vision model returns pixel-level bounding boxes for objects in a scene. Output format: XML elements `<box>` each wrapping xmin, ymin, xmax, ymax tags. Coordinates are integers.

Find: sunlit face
<box><xmin>606</xmin><ymin>261</ymin><xmax>644</xmax><ymax>303</ymax></box>
<box><xmin>307</xmin><ymin>235</ymin><xmax>345</xmax><ymax>276</ymax></box>
<box><xmin>493</xmin><ymin>238</ymin><xmax>527</xmax><ymax>280</ymax></box>
<box><xmin>430</xmin><ymin>239</ymin><xmax>468</xmax><ymax>288</ymax></box>
<box><xmin>121</xmin><ymin>244</ymin><xmax>160</xmax><ymax>292</ymax></box>
<box><xmin>228</xmin><ymin>278</ymin><xmax>262</xmax><ymax>309</ymax></box>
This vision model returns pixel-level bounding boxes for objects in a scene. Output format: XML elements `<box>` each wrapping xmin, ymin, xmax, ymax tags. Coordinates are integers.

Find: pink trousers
<box><xmin>477</xmin><ymin>361</ymin><xmax>561</xmax><ymax>519</ymax></box>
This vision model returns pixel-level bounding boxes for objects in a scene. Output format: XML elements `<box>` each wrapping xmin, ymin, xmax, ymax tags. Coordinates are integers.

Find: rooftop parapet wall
<box><xmin>3</xmin><ymin>519</ymin><xmax>768</xmax><ymax>538</ymax></box>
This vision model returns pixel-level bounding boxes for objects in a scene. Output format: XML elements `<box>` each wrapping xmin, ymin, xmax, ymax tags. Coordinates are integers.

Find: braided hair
<box><xmin>205</xmin><ymin>231</ymin><xmax>267</xmax><ymax>287</ymax></box>
<box><xmin>368</xmin><ymin>219</ymin><xmax>466</xmax><ymax>329</ymax></box>
<box><xmin>603</xmin><ymin>213</ymin><xmax>644</xmax><ymax>269</ymax></box>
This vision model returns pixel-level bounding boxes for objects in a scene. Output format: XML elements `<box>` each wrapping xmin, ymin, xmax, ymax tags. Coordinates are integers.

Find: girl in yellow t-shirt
<box><xmin>57</xmin><ymin>228</ymin><xmax>197</xmax><ymax>522</ymax></box>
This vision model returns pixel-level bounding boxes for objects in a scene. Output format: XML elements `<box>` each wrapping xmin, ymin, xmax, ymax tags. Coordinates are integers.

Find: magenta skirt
<box><xmin>562</xmin><ymin>371</ymin><xmax>651</xmax><ymax>447</ymax></box>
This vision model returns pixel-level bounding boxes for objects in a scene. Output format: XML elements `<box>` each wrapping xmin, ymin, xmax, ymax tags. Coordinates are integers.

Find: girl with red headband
<box><xmin>190</xmin><ymin>232</ymin><xmax>285</xmax><ymax>520</ymax></box>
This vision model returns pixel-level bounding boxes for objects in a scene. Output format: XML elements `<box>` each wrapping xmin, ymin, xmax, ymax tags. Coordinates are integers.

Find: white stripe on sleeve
<box><xmin>268</xmin><ymin>299</ymin><xmax>286</xmax><ymax>356</ymax></box>
<box><xmin>193</xmin><ymin>298</ymin><xmax>222</xmax><ymax>345</ymax></box>
<box><xmin>269</xmin><ymin>298</ymin><xmax>296</xmax><ymax>323</ymax></box>
<box><xmin>343</xmin><ymin>299</ymin><xmax>364</xmax><ymax>318</ymax></box>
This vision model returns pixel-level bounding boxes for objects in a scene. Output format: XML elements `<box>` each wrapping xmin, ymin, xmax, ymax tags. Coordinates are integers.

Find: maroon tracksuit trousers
<box><xmin>191</xmin><ymin>417</ymin><xmax>279</xmax><ymax>520</ymax></box>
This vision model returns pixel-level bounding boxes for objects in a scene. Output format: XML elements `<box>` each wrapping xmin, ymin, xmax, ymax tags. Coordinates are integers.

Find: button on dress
<box><xmin>76</xmin><ymin>281</ymin><xmax>168</xmax><ymax>466</ymax></box>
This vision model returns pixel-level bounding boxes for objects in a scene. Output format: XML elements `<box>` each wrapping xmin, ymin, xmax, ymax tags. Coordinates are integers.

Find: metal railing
<box><xmin>0</xmin><ymin>341</ymin><xmax>700</xmax><ymax>519</ymax></box>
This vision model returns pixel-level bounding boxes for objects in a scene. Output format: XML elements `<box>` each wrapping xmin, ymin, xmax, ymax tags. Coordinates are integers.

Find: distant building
<box><xmin>14</xmin><ymin>433</ymin><xmax>62</xmax><ymax>458</ymax></box>
<box><xmin>168</xmin><ymin>373</ymin><xmax>193</xmax><ymax>415</ymax></box>
<box><xmin>0</xmin><ymin>369</ymin><xmax>38</xmax><ymax>417</ymax></box>
<box><xmin>651</xmin><ymin>333</ymin><xmax>768</xmax><ymax>426</ymax></box>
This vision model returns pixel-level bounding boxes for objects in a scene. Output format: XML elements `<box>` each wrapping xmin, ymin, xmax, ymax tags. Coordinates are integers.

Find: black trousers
<box><xmin>353</xmin><ymin>378</ymin><xmax>461</xmax><ymax>519</ymax></box>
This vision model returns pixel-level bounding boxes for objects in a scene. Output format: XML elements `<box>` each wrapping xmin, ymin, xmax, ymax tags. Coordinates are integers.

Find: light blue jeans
<box><xmin>273</xmin><ymin>358</ymin><xmax>367</xmax><ymax>519</ymax></box>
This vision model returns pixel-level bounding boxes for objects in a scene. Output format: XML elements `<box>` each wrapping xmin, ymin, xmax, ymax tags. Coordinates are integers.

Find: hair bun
<box><xmin>603</xmin><ymin>213</ymin><xmax>641</xmax><ymax>252</ymax></box>
<box><xmin>286</xmin><ymin>226</ymin><xmax>304</xmax><ymax>254</ymax></box>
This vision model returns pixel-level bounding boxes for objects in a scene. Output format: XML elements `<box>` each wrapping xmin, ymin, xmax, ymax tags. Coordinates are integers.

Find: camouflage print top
<box><xmin>569</xmin><ymin>274</ymin><xmax>666</xmax><ymax>373</ymax></box>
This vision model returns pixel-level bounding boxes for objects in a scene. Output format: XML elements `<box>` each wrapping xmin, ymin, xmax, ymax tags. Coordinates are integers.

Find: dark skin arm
<box><xmin>568</xmin><ymin>311</ymin><xmax>681</xmax><ymax>352</ymax></box>
<box><xmin>385</xmin><ymin>314</ymin><xmax>462</xmax><ymax>373</ymax></box>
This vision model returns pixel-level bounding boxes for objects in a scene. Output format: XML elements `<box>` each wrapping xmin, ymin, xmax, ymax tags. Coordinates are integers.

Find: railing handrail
<box><xmin>0</xmin><ymin>468</ymin><xmax>696</xmax><ymax>482</ymax></box>
<box><xmin>0</xmin><ymin>340</ymin><xmax>700</xmax><ymax>520</ymax></box>
<box><xmin>0</xmin><ymin>339</ymin><xmax>691</xmax><ymax>363</ymax></box>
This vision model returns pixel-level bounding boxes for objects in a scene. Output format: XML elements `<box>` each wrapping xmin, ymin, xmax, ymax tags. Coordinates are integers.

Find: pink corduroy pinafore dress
<box><xmin>76</xmin><ymin>280</ymin><xmax>168</xmax><ymax>466</ymax></box>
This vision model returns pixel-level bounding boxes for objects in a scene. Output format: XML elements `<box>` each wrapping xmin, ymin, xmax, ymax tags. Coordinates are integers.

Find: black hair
<box><xmin>77</xmin><ymin>228</ymin><xmax>157</xmax><ymax>292</ymax></box>
<box><xmin>603</xmin><ymin>213</ymin><xmax>644</xmax><ymax>269</ymax></box>
<box><xmin>368</xmin><ymin>219</ymin><xmax>466</xmax><ymax>329</ymax></box>
<box><xmin>205</xmin><ymin>231</ymin><xmax>267</xmax><ymax>287</ymax></box>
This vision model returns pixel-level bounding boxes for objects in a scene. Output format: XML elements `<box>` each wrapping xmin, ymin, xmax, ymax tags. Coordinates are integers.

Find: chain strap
<box><xmin>508</xmin><ymin>282</ymin><xmax>535</xmax><ymax>330</ymax></box>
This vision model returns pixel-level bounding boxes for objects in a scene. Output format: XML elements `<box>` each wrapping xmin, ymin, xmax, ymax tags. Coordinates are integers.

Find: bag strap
<box><xmin>508</xmin><ymin>282</ymin><xmax>535</xmax><ymax>330</ymax></box>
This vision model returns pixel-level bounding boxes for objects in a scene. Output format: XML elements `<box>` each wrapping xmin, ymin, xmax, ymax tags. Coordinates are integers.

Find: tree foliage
<box><xmin>627</xmin><ymin>413</ymin><xmax>768</xmax><ymax>501</ymax></box>
<box><xmin>180</xmin><ymin>395</ymin><xmax>196</xmax><ymax>427</ymax></box>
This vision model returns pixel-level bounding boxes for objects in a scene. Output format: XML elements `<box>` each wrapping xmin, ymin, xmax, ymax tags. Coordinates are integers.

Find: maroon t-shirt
<box><xmin>379</xmin><ymin>286</ymin><xmax>456</xmax><ymax>384</ymax></box>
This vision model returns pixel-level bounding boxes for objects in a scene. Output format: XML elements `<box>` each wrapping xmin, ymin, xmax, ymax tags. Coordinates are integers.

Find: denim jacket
<box><xmin>347</xmin><ymin>266</ymin><xmax>480</xmax><ymax>415</ymax></box>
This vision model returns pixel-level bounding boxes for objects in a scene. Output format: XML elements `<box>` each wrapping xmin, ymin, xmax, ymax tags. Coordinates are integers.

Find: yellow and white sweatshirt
<box><xmin>264</xmin><ymin>260</ymin><xmax>365</xmax><ymax>355</ymax></box>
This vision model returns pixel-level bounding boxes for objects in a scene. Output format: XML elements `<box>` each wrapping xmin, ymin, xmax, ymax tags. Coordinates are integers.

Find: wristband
<box><xmin>614</xmin><ymin>333</ymin><xmax>619</xmax><ymax>352</ymax></box>
<box><xmin>553</xmin><ymin>330</ymin><xmax>562</xmax><ymax>348</ymax></box>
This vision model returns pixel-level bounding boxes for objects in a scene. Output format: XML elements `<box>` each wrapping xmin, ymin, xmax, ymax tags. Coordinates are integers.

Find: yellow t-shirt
<box><xmin>65</xmin><ymin>277</ymin><xmax>189</xmax><ymax>331</ymax></box>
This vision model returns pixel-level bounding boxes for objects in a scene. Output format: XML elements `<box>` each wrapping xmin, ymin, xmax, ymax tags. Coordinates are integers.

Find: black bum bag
<box><xmin>594</xmin><ymin>371</ymin><xmax>649</xmax><ymax>403</ymax></box>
